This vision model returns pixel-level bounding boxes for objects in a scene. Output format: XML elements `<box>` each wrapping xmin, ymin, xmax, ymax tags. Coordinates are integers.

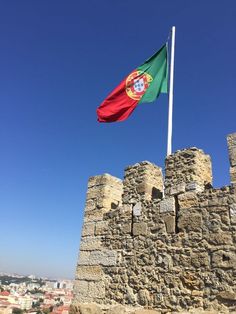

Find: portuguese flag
<box><xmin>97</xmin><ymin>44</ymin><xmax>168</xmax><ymax>123</ymax></box>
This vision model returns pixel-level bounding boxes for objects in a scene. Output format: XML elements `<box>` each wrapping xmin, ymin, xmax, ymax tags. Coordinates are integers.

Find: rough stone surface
<box><xmin>73</xmin><ymin>133</ymin><xmax>236</xmax><ymax>313</ymax></box>
<box><xmin>76</xmin><ymin>266</ymin><xmax>103</xmax><ymax>281</ymax></box>
<box><xmin>178</xmin><ymin>212</ymin><xmax>202</xmax><ymax>232</ymax></box>
<box><xmin>227</xmin><ymin>133</ymin><xmax>236</xmax><ymax>167</ymax></box>
<box><xmin>164</xmin><ymin>148</ymin><xmax>212</xmax><ymax>195</ymax></box>
<box><xmin>133</xmin><ymin>202</ymin><xmax>142</xmax><ymax>217</ymax></box>
<box><xmin>159</xmin><ymin>197</ymin><xmax>175</xmax><ymax>213</ymax></box>
<box><xmin>78</xmin><ymin>250</ymin><xmax>117</xmax><ymax>266</ymax></box>
<box><xmin>163</xmin><ymin>215</ymin><xmax>175</xmax><ymax>233</ymax></box>
<box><xmin>123</xmin><ymin>161</ymin><xmax>163</xmax><ymax>203</ymax></box>
<box><xmin>74</xmin><ymin>304</ymin><xmax>102</xmax><ymax>314</ymax></box>
<box><xmin>178</xmin><ymin>192</ymin><xmax>198</xmax><ymax>209</ymax></box>
<box><xmin>82</xmin><ymin>223</ymin><xmax>95</xmax><ymax>237</ymax></box>
<box><xmin>230</xmin><ymin>204</ymin><xmax>236</xmax><ymax>224</ymax></box>
<box><xmin>228</xmin><ymin>133</ymin><xmax>236</xmax><ymax>187</ymax></box>
<box><xmin>133</xmin><ymin>222</ymin><xmax>147</xmax><ymax>236</ymax></box>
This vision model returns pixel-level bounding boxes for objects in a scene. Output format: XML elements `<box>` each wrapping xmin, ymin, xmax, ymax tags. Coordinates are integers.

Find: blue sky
<box><xmin>0</xmin><ymin>0</ymin><xmax>236</xmax><ymax>279</ymax></box>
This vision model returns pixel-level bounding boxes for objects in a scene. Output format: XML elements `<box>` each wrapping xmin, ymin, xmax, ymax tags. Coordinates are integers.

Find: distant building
<box><xmin>27</xmin><ymin>283</ymin><xmax>40</xmax><ymax>290</ymax></box>
<box><xmin>27</xmin><ymin>275</ymin><xmax>36</xmax><ymax>280</ymax></box>
<box><xmin>18</xmin><ymin>296</ymin><xmax>32</xmax><ymax>310</ymax></box>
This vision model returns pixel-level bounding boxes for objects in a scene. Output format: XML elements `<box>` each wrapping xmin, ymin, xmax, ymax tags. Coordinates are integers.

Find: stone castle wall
<box><xmin>72</xmin><ymin>133</ymin><xmax>236</xmax><ymax>314</ymax></box>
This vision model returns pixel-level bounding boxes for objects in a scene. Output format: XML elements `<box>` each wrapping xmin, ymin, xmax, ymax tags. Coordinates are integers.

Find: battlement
<box><xmin>72</xmin><ymin>133</ymin><xmax>236</xmax><ymax>314</ymax></box>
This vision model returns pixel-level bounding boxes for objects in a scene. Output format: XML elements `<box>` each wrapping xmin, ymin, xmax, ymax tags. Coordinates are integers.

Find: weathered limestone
<box><xmin>72</xmin><ymin>133</ymin><xmax>236</xmax><ymax>314</ymax></box>
<box><xmin>85</xmin><ymin>174</ymin><xmax>123</xmax><ymax>213</ymax></box>
<box><xmin>165</xmin><ymin>148</ymin><xmax>212</xmax><ymax>196</ymax></box>
<box><xmin>123</xmin><ymin>161</ymin><xmax>163</xmax><ymax>204</ymax></box>
<box><xmin>228</xmin><ymin>133</ymin><xmax>236</xmax><ymax>187</ymax></box>
<box><xmin>74</xmin><ymin>174</ymin><xmax>122</xmax><ymax>304</ymax></box>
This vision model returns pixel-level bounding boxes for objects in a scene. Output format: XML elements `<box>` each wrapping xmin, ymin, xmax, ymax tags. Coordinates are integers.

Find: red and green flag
<box><xmin>97</xmin><ymin>44</ymin><xmax>168</xmax><ymax>123</ymax></box>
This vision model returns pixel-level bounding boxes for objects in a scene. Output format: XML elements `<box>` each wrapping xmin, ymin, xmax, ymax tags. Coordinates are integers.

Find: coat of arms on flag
<box><xmin>126</xmin><ymin>70</ymin><xmax>153</xmax><ymax>100</ymax></box>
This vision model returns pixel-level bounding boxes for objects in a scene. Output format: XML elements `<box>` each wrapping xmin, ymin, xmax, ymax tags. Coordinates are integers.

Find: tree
<box><xmin>32</xmin><ymin>301</ymin><xmax>40</xmax><ymax>308</ymax></box>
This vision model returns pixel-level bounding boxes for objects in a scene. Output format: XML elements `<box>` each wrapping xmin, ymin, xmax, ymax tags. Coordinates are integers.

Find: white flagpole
<box><xmin>167</xmin><ymin>26</ymin><xmax>176</xmax><ymax>156</ymax></box>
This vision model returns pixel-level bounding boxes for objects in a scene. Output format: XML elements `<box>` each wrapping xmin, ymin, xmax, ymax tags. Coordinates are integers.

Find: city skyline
<box><xmin>0</xmin><ymin>271</ymin><xmax>71</xmax><ymax>281</ymax></box>
<box><xmin>0</xmin><ymin>272</ymin><xmax>74</xmax><ymax>314</ymax></box>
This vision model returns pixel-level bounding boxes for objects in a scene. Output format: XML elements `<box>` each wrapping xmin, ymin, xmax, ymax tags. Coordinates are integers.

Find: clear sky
<box><xmin>0</xmin><ymin>0</ymin><xmax>236</xmax><ymax>279</ymax></box>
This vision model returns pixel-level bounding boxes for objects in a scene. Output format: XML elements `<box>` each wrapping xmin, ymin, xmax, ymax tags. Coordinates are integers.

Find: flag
<box><xmin>97</xmin><ymin>44</ymin><xmax>168</xmax><ymax>123</ymax></box>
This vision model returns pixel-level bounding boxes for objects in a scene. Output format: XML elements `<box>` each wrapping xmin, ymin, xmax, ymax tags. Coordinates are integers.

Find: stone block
<box><xmin>85</xmin><ymin>199</ymin><xmax>96</xmax><ymax>211</ymax></box>
<box><xmin>88</xmin><ymin>174</ymin><xmax>122</xmax><ymax>188</ymax></box>
<box><xmin>72</xmin><ymin>294</ymin><xmax>93</xmax><ymax>304</ymax></box>
<box><xmin>160</xmin><ymin>197</ymin><xmax>175</xmax><ymax>213</ymax></box>
<box><xmin>186</xmin><ymin>181</ymin><xmax>204</xmax><ymax>193</ymax></box>
<box><xmin>96</xmin><ymin>197</ymin><xmax>114</xmax><ymax>210</ymax></box>
<box><xmin>120</xmin><ymin>222</ymin><xmax>132</xmax><ymax>234</ymax></box>
<box><xmin>76</xmin><ymin>265</ymin><xmax>103</xmax><ymax>281</ymax></box>
<box><xmin>208</xmin><ymin>232</ymin><xmax>232</xmax><ymax>245</ymax></box>
<box><xmin>77</xmin><ymin>251</ymin><xmax>90</xmax><ymax>266</ymax></box>
<box><xmin>212</xmin><ymin>250</ymin><xmax>236</xmax><ymax>269</ymax></box>
<box><xmin>227</xmin><ymin>133</ymin><xmax>236</xmax><ymax>167</ymax></box>
<box><xmin>126</xmin><ymin>286</ymin><xmax>136</xmax><ymax>303</ymax></box>
<box><xmin>165</xmin><ymin>148</ymin><xmax>212</xmax><ymax>190</ymax></box>
<box><xmin>82</xmin><ymin>223</ymin><xmax>95</xmax><ymax>237</ymax></box>
<box><xmin>95</xmin><ymin>221</ymin><xmax>109</xmax><ymax>235</ymax></box>
<box><xmin>217</xmin><ymin>290</ymin><xmax>236</xmax><ymax>301</ymax></box>
<box><xmin>230</xmin><ymin>166</ymin><xmax>236</xmax><ymax>184</ymax></box>
<box><xmin>73</xmin><ymin>280</ymin><xmax>89</xmax><ymax>296</ymax></box>
<box><xmin>107</xmin><ymin>305</ymin><xmax>127</xmax><ymax>314</ymax></box>
<box><xmin>191</xmin><ymin>252</ymin><xmax>210</xmax><ymax>268</ymax></box>
<box><xmin>207</xmin><ymin>218</ymin><xmax>221</xmax><ymax>232</ymax></box>
<box><xmin>230</xmin><ymin>204</ymin><xmax>236</xmax><ymax>224</ymax></box>
<box><xmin>163</xmin><ymin>215</ymin><xmax>175</xmax><ymax>233</ymax></box>
<box><xmin>79</xmin><ymin>250</ymin><xmax>117</xmax><ymax>266</ymax></box>
<box><xmin>221</xmin><ymin>212</ymin><xmax>230</xmax><ymax>225</ymax></box>
<box><xmin>134</xmin><ymin>310</ymin><xmax>161</xmax><ymax>314</ymax></box>
<box><xmin>137</xmin><ymin>182</ymin><xmax>153</xmax><ymax>195</ymax></box>
<box><xmin>85</xmin><ymin>175</ymin><xmax>123</xmax><ymax>214</ymax></box>
<box><xmin>123</xmin><ymin>161</ymin><xmax>163</xmax><ymax>203</ymax></box>
<box><xmin>133</xmin><ymin>202</ymin><xmax>142</xmax><ymax>216</ymax></box>
<box><xmin>191</xmin><ymin>290</ymin><xmax>204</xmax><ymax>297</ymax></box>
<box><xmin>133</xmin><ymin>222</ymin><xmax>148</xmax><ymax>236</ymax></box>
<box><xmin>181</xmin><ymin>272</ymin><xmax>201</xmax><ymax>290</ymax></box>
<box><xmin>86</xmin><ymin>188</ymin><xmax>103</xmax><ymax>200</ymax></box>
<box><xmin>178</xmin><ymin>213</ymin><xmax>202</xmax><ymax>232</ymax></box>
<box><xmin>168</xmin><ymin>182</ymin><xmax>186</xmax><ymax>195</ymax></box>
<box><xmin>77</xmin><ymin>303</ymin><xmax>102</xmax><ymax>314</ymax></box>
<box><xmin>123</xmin><ymin>204</ymin><xmax>132</xmax><ymax>213</ymax></box>
<box><xmin>229</xmin><ymin>148</ymin><xmax>236</xmax><ymax>167</ymax></box>
<box><xmin>80</xmin><ymin>236</ymin><xmax>102</xmax><ymax>251</ymax></box>
<box><xmin>207</xmin><ymin>205</ymin><xmax>228</xmax><ymax>212</ymax></box>
<box><xmin>84</xmin><ymin>210</ymin><xmax>104</xmax><ymax>223</ymax></box>
<box><xmin>87</xmin><ymin>176</ymin><xmax>99</xmax><ymax>188</ymax></box>
<box><xmin>178</xmin><ymin>192</ymin><xmax>198</xmax><ymax>209</ymax></box>
<box><xmin>88</xmin><ymin>281</ymin><xmax>105</xmax><ymax>298</ymax></box>
<box><xmin>137</xmin><ymin>289</ymin><xmax>150</xmax><ymax>306</ymax></box>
